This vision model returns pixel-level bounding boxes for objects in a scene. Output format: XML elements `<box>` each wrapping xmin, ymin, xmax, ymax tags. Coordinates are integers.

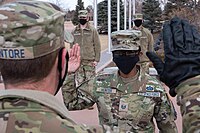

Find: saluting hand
<box><xmin>68</xmin><ymin>43</ymin><xmax>81</xmax><ymax>74</ymax></box>
<box><xmin>147</xmin><ymin>17</ymin><xmax>200</xmax><ymax>97</ymax></box>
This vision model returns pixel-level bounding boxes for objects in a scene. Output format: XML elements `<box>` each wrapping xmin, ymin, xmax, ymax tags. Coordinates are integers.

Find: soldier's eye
<box><xmin>113</xmin><ymin>51</ymin><xmax>138</xmax><ymax>57</ymax></box>
<box><xmin>113</xmin><ymin>53</ymin><xmax>122</xmax><ymax>56</ymax></box>
<box><xmin>126</xmin><ymin>51</ymin><xmax>135</xmax><ymax>56</ymax></box>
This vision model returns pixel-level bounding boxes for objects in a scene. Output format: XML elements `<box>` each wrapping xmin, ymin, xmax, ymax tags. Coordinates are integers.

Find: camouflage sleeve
<box><xmin>147</xmin><ymin>30</ymin><xmax>154</xmax><ymax>52</ymax></box>
<box><xmin>43</xmin><ymin>116</ymin><xmax>105</xmax><ymax>133</ymax></box>
<box><xmin>3</xmin><ymin>108</ymin><xmax>117</xmax><ymax>133</ymax></box>
<box><xmin>154</xmin><ymin>91</ymin><xmax>178</xmax><ymax>133</ymax></box>
<box><xmin>62</xmin><ymin>73</ymin><xmax>78</xmax><ymax>109</ymax></box>
<box><xmin>175</xmin><ymin>75</ymin><xmax>200</xmax><ymax>132</ymax></box>
<box><xmin>74</xmin><ymin>124</ymin><xmax>128</xmax><ymax>133</ymax></box>
<box><xmin>75</xmin><ymin>77</ymin><xmax>96</xmax><ymax>110</ymax></box>
<box><xmin>70</xmin><ymin>29</ymin><xmax>75</xmax><ymax>47</ymax></box>
<box><xmin>62</xmin><ymin>74</ymin><xmax>95</xmax><ymax>110</ymax></box>
<box><xmin>93</xmin><ymin>28</ymin><xmax>101</xmax><ymax>62</ymax></box>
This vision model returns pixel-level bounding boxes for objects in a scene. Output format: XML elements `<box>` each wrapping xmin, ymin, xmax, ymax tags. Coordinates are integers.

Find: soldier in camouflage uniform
<box><xmin>147</xmin><ymin>17</ymin><xmax>200</xmax><ymax>133</ymax></box>
<box><xmin>132</xmin><ymin>13</ymin><xmax>154</xmax><ymax>73</ymax></box>
<box><xmin>62</xmin><ymin>30</ymin><xmax>177</xmax><ymax>132</ymax></box>
<box><xmin>71</xmin><ymin>10</ymin><xmax>101</xmax><ymax>86</ymax></box>
<box><xmin>0</xmin><ymin>1</ymin><xmax>111</xmax><ymax>132</ymax></box>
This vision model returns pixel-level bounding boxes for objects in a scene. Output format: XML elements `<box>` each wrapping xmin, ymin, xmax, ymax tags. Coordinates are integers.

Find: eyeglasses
<box><xmin>79</xmin><ymin>17</ymin><xmax>87</xmax><ymax>19</ymax></box>
<box><xmin>112</xmin><ymin>50</ymin><xmax>139</xmax><ymax>57</ymax></box>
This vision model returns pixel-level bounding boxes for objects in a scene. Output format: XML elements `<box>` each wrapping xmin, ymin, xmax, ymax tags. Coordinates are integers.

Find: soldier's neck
<box><xmin>133</xmin><ymin>26</ymin><xmax>142</xmax><ymax>30</ymax></box>
<box><xmin>4</xmin><ymin>59</ymin><xmax>59</xmax><ymax>95</ymax></box>
<box><xmin>80</xmin><ymin>23</ymin><xmax>87</xmax><ymax>29</ymax></box>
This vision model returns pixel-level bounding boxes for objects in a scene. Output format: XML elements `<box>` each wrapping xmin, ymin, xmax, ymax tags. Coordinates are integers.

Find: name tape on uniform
<box><xmin>96</xmin><ymin>87</ymin><xmax>116</xmax><ymax>94</ymax></box>
<box><xmin>137</xmin><ymin>92</ymin><xmax>160</xmax><ymax>97</ymax></box>
<box><xmin>0</xmin><ymin>47</ymin><xmax>34</xmax><ymax>59</ymax></box>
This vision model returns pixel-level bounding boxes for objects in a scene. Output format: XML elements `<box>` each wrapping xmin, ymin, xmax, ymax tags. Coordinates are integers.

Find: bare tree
<box><xmin>0</xmin><ymin>0</ymin><xmax>16</xmax><ymax>5</ymax></box>
<box><xmin>49</xmin><ymin>0</ymin><xmax>68</xmax><ymax>10</ymax></box>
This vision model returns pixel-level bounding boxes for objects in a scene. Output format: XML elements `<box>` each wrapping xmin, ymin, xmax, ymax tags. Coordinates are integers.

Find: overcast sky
<box><xmin>41</xmin><ymin>0</ymin><xmax>103</xmax><ymax>10</ymax></box>
<box><xmin>66</xmin><ymin>0</ymin><xmax>96</xmax><ymax>10</ymax></box>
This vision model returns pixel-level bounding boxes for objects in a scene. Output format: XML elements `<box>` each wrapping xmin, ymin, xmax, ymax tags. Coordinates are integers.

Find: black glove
<box><xmin>146</xmin><ymin>17</ymin><xmax>200</xmax><ymax>97</ymax></box>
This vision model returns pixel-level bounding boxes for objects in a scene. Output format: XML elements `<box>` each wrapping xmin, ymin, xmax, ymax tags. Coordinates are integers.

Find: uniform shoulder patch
<box><xmin>146</xmin><ymin>85</ymin><xmax>154</xmax><ymax>91</ymax></box>
<box><xmin>146</xmin><ymin>76</ymin><xmax>165</xmax><ymax>92</ymax></box>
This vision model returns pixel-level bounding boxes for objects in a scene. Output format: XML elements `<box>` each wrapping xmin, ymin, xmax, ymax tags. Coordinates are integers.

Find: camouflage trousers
<box><xmin>176</xmin><ymin>82</ymin><xmax>200</xmax><ymax>133</ymax></box>
<box><xmin>138</xmin><ymin>61</ymin><xmax>150</xmax><ymax>74</ymax></box>
<box><xmin>75</xmin><ymin>61</ymin><xmax>96</xmax><ymax>86</ymax></box>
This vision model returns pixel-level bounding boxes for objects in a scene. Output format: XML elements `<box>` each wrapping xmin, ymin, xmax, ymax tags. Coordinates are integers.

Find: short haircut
<box><xmin>0</xmin><ymin>49</ymin><xmax>60</xmax><ymax>85</ymax></box>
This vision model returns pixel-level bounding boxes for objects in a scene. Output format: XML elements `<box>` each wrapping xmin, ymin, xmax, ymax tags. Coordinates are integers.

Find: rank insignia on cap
<box><xmin>146</xmin><ymin>85</ymin><xmax>154</xmax><ymax>91</ymax></box>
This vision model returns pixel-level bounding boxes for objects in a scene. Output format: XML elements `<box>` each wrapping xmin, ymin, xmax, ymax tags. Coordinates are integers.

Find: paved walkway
<box><xmin>96</xmin><ymin>49</ymin><xmax>112</xmax><ymax>72</ymax></box>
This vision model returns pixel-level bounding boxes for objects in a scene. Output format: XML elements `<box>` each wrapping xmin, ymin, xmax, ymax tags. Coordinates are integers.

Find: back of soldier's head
<box><xmin>0</xmin><ymin>1</ymin><xmax>66</xmax><ymax>84</ymax></box>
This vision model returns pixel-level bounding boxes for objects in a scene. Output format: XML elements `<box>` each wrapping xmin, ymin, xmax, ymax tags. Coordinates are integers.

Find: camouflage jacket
<box><xmin>132</xmin><ymin>26</ymin><xmax>154</xmax><ymax>63</ymax></box>
<box><xmin>62</xmin><ymin>66</ymin><xmax>177</xmax><ymax>133</ymax></box>
<box><xmin>0</xmin><ymin>89</ymin><xmax>104</xmax><ymax>133</ymax></box>
<box><xmin>175</xmin><ymin>75</ymin><xmax>200</xmax><ymax>132</ymax></box>
<box><xmin>71</xmin><ymin>22</ymin><xmax>101</xmax><ymax>62</ymax></box>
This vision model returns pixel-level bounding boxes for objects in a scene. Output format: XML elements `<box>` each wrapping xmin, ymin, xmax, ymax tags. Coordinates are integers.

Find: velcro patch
<box><xmin>137</xmin><ymin>92</ymin><xmax>160</xmax><ymax>97</ymax></box>
<box><xmin>146</xmin><ymin>85</ymin><xmax>154</xmax><ymax>91</ymax></box>
<box><xmin>119</xmin><ymin>99</ymin><xmax>128</xmax><ymax>112</ymax></box>
<box><xmin>96</xmin><ymin>87</ymin><xmax>116</xmax><ymax>93</ymax></box>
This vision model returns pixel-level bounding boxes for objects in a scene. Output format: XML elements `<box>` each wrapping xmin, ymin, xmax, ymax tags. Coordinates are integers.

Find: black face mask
<box><xmin>113</xmin><ymin>55</ymin><xmax>139</xmax><ymax>74</ymax></box>
<box><xmin>79</xmin><ymin>19</ymin><xmax>87</xmax><ymax>25</ymax></box>
<box><xmin>55</xmin><ymin>48</ymin><xmax>69</xmax><ymax>95</ymax></box>
<box><xmin>134</xmin><ymin>20</ymin><xmax>143</xmax><ymax>27</ymax></box>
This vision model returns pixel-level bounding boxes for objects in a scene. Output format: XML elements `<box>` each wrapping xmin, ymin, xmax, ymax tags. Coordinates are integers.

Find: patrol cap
<box><xmin>111</xmin><ymin>30</ymin><xmax>142</xmax><ymax>51</ymax></box>
<box><xmin>133</xmin><ymin>13</ymin><xmax>143</xmax><ymax>20</ymax></box>
<box><xmin>64</xmin><ymin>31</ymin><xmax>74</xmax><ymax>43</ymax></box>
<box><xmin>78</xmin><ymin>10</ymin><xmax>88</xmax><ymax>18</ymax></box>
<box><xmin>0</xmin><ymin>1</ymin><xmax>66</xmax><ymax>60</ymax></box>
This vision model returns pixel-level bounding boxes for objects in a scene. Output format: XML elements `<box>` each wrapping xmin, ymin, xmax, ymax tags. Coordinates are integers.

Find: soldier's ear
<box><xmin>87</xmin><ymin>16</ymin><xmax>90</xmax><ymax>21</ymax></box>
<box><xmin>139</xmin><ymin>51</ymin><xmax>143</xmax><ymax>56</ymax></box>
<box><xmin>60</xmin><ymin>48</ymin><xmax>68</xmax><ymax>78</ymax></box>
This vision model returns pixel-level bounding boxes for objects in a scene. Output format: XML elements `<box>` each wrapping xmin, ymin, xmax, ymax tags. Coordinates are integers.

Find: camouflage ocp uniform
<box><xmin>62</xmin><ymin>30</ymin><xmax>177</xmax><ymax>132</ymax></box>
<box><xmin>0</xmin><ymin>1</ymin><xmax>104</xmax><ymax>133</ymax></box>
<box><xmin>71</xmin><ymin>10</ymin><xmax>101</xmax><ymax>86</ymax></box>
<box><xmin>0</xmin><ymin>90</ymin><xmax>103</xmax><ymax>133</ymax></box>
<box><xmin>175</xmin><ymin>75</ymin><xmax>200</xmax><ymax>133</ymax></box>
<box><xmin>132</xmin><ymin>14</ymin><xmax>154</xmax><ymax>73</ymax></box>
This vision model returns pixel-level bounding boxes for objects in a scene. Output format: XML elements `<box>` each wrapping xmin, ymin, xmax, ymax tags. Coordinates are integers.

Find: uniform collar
<box><xmin>111</xmin><ymin>65</ymin><xmax>147</xmax><ymax>93</ymax></box>
<box><xmin>76</xmin><ymin>22</ymin><xmax>91</xmax><ymax>31</ymax></box>
<box><xmin>0</xmin><ymin>89</ymin><xmax>75</xmax><ymax>123</ymax></box>
<box><xmin>133</xmin><ymin>26</ymin><xmax>143</xmax><ymax>30</ymax></box>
